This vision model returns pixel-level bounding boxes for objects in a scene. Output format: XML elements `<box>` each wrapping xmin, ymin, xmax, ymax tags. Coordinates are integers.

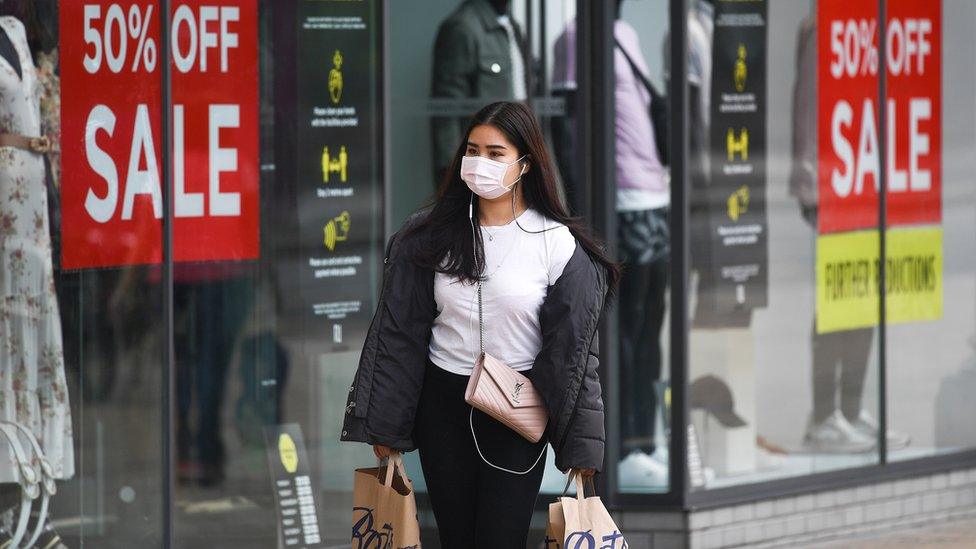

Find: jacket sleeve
<box><xmin>430</xmin><ymin>18</ymin><xmax>477</xmax><ymax>173</ymax></box>
<box><xmin>533</xmin><ymin>246</ymin><xmax>608</xmax><ymax>473</ymax></box>
<box><xmin>340</xmin><ymin>227</ymin><xmax>435</xmax><ymax>452</ymax></box>
<box><xmin>789</xmin><ymin>17</ymin><xmax>819</xmax><ymax>218</ymax></box>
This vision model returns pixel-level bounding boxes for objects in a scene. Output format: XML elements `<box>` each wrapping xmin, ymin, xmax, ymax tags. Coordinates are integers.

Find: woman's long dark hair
<box><xmin>405</xmin><ymin>101</ymin><xmax>620</xmax><ymax>296</ymax></box>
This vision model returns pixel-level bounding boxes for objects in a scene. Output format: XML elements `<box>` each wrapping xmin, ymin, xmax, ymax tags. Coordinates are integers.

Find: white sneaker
<box><xmin>618</xmin><ymin>450</ymin><xmax>668</xmax><ymax>489</ymax></box>
<box><xmin>803</xmin><ymin>410</ymin><xmax>876</xmax><ymax>453</ymax></box>
<box><xmin>849</xmin><ymin>409</ymin><xmax>912</xmax><ymax>451</ymax></box>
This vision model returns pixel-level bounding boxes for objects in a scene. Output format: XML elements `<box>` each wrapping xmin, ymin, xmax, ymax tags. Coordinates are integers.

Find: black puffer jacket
<box><xmin>340</xmin><ymin>210</ymin><xmax>609</xmax><ymax>473</ymax></box>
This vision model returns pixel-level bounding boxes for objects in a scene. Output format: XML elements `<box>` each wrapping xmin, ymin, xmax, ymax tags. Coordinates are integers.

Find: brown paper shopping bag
<box><xmin>351</xmin><ymin>453</ymin><xmax>422</xmax><ymax>549</ymax></box>
<box><xmin>545</xmin><ymin>497</ymin><xmax>566</xmax><ymax>549</ymax></box>
<box><xmin>556</xmin><ymin>471</ymin><xmax>629</xmax><ymax>549</ymax></box>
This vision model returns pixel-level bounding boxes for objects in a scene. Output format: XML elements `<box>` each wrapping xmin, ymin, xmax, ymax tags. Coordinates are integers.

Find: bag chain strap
<box><xmin>469</xmin><ymin>211</ymin><xmax>547</xmax><ymax>475</ymax></box>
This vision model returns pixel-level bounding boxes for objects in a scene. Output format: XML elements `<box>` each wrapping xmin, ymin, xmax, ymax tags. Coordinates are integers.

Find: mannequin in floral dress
<box><xmin>0</xmin><ymin>14</ymin><xmax>71</xmax><ymax>547</ymax></box>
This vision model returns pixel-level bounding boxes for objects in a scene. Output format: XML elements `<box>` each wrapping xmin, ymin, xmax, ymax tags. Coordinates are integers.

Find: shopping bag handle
<box><xmin>376</xmin><ymin>452</ymin><xmax>408</xmax><ymax>489</ymax></box>
<box><xmin>561</xmin><ymin>469</ymin><xmax>596</xmax><ymax>501</ymax></box>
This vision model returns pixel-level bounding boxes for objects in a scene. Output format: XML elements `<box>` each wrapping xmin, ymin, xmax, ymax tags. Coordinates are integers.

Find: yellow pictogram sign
<box><xmin>727</xmin><ymin>185</ymin><xmax>750</xmax><ymax>221</ymax></box>
<box><xmin>322</xmin><ymin>145</ymin><xmax>348</xmax><ymax>183</ymax></box>
<box><xmin>726</xmin><ymin>127</ymin><xmax>749</xmax><ymax>162</ymax></box>
<box><xmin>324</xmin><ymin>211</ymin><xmax>351</xmax><ymax>251</ymax></box>
<box><xmin>734</xmin><ymin>44</ymin><xmax>748</xmax><ymax>92</ymax></box>
<box><xmin>329</xmin><ymin>49</ymin><xmax>344</xmax><ymax>105</ymax></box>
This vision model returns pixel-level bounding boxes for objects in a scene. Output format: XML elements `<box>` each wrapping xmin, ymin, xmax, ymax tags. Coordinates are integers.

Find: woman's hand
<box><xmin>573</xmin><ymin>467</ymin><xmax>596</xmax><ymax>478</ymax></box>
<box><xmin>373</xmin><ymin>443</ymin><xmax>395</xmax><ymax>460</ymax></box>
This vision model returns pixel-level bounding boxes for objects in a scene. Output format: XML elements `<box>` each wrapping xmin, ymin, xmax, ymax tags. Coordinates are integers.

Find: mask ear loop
<box><xmin>508</xmin><ymin>156</ymin><xmax>560</xmax><ymax>236</ymax></box>
<box><xmin>501</xmin><ymin>155</ymin><xmax>529</xmax><ymax>191</ymax></box>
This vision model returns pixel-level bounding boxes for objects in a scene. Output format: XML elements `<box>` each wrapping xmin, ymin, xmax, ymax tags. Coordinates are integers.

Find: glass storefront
<box><xmin>0</xmin><ymin>0</ymin><xmax>968</xmax><ymax>547</ymax></box>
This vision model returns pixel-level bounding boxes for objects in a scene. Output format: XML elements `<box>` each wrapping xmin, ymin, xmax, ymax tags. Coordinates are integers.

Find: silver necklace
<box><xmin>481</xmin><ymin>204</ymin><xmax>527</xmax><ymax>241</ymax></box>
<box><xmin>482</xmin><ymin>224</ymin><xmax>499</xmax><ymax>241</ymax></box>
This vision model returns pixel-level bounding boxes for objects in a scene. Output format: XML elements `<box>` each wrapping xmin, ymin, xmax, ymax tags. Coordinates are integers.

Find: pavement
<box><xmin>809</xmin><ymin>515</ymin><xmax>976</xmax><ymax>548</ymax></box>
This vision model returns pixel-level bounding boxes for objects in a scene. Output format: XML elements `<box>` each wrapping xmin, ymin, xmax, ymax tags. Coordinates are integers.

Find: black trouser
<box><xmin>413</xmin><ymin>358</ymin><xmax>547</xmax><ymax>549</ymax></box>
<box><xmin>811</xmin><ymin>323</ymin><xmax>873</xmax><ymax>423</ymax></box>
<box><xmin>174</xmin><ymin>276</ymin><xmax>253</xmax><ymax>478</ymax></box>
<box><xmin>617</xmin><ymin>209</ymin><xmax>670</xmax><ymax>456</ymax></box>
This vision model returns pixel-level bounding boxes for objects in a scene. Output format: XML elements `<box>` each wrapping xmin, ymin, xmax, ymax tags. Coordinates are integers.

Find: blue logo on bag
<box><xmin>564</xmin><ymin>529</ymin><xmax>628</xmax><ymax>549</ymax></box>
<box><xmin>352</xmin><ymin>507</ymin><xmax>393</xmax><ymax>549</ymax></box>
<box><xmin>352</xmin><ymin>507</ymin><xmax>420</xmax><ymax>549</ymax></box>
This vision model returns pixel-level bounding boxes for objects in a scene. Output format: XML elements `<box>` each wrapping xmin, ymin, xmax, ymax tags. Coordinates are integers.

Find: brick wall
<box><xmin>606</xmin><ymin>466</ymin><xmax>976</xmax><ymax>549</ymax></box>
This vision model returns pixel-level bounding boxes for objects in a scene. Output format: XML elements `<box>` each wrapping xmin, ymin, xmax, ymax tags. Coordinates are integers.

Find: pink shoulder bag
<box><xmin>464</xmin><ymin>275</ymin><xmax>549</xmax><ymax>475</ymax></box>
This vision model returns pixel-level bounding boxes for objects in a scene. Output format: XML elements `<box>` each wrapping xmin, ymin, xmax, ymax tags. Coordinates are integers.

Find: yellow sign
<box><xmin>322</xmin><ymin>145</ymin><xmax>348</xmax><ymax>183</ymax></box>
<box><xmin>726</xmin><ymin>128</ymin><xmax>749</xmax><ymax>162</ymax></box>
<box><xmin>324</xmin><ymin>211</ymin><xmax>351</xmax><ymax>251</ymax></box>
<box><xmin>734</xmin><ymin>44</ymin><xmax>747</xmax><ymax>92</ymax></box>
<box><xmin>727</xmin><ymin>185</ymin><xmax>750</xmax><ymax>221</ymax></box>
<box><xmin>329</xmin><ymin>49</ymin><xmax>344</xmax><ymax>105</ymax></box>
<box><xmin>278</xmin><ymin>434</ymin><xmax>298</xmax><ymax>474</ymax></box>
<box><xmin>816</xmin><ymin>227</ymin><xmax>943</xmax><ymax>333</ymax></box>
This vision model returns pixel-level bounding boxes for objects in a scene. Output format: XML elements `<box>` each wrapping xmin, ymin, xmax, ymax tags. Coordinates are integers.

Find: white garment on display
<box><xmin>428</xmin><ymin>208</ymin><xmax>576</xmax><ymax>375</ymax></box>
<box><xmin>0</xmin><ymin>16</ymin><xmax>73</xmax><ymax>482</ymax></box>
<box><xmin>497</xmin><ymin>14</ymin><xmax>527</xmax><ymax>101</ymax></box>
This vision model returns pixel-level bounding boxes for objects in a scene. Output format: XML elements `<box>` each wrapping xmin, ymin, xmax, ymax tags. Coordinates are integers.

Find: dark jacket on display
<box><xmin>431</xmin><ymin>0</ymin><xmax>529</xmax><ymax>174</ymax></box>
<box><xmin>339</xmin><ymin>210</ymin><xmax>610</xmax><ymax>473</ymax></box>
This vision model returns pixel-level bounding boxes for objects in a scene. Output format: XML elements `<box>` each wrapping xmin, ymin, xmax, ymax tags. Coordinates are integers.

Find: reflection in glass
<box><xmin>431</xmin><ymin>0</ymin><xmax>529</xmax><ymax>187</ymax></box>
<box><xmin>552</xmin><ymin>0</ymin><xmax>673</xmax><ymax>493</ymax></box>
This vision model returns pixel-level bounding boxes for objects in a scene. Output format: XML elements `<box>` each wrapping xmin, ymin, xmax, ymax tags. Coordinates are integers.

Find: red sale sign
<box><xmin>817</xmin><ymin>0</ymin><xmax>941</xmax><ymax>234</ymax></box>
<box><xmin>60</xmin><ymin>1</ymin><xmax>258</xmax><ymax>269</ymax></box>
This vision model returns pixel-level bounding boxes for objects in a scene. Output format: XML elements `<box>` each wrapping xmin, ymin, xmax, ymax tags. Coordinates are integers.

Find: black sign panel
<box><xmin>294</xmin><ymin>0</ymin><xmax>382</xmax><ymax>351</ymax></box>
<box><xmin>703</xmin><ymin>0</ymin><xmax>769</xmax><ymax>322</ymax></box>
<box><xmin>265</xmin><ymin>424</ymin><xmax>325</xmax><ymax>548</ymax></box>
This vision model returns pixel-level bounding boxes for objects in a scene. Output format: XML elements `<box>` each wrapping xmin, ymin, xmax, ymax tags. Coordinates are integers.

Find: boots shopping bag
<box><xmin>351</xmin><ymin>452</ymin><xmax>422</xmax><ymax>549</ymax></box>
<box><xmin>546</xmin><ymin>471</ymin><xmax>629</xmax><ymax>549</ymax></box>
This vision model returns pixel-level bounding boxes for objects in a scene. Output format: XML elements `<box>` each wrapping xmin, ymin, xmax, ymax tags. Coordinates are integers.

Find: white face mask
<box><xmin>460</xmin><ymin>154</ymin><xmax>527</xmax><ymax>199</ymax></box>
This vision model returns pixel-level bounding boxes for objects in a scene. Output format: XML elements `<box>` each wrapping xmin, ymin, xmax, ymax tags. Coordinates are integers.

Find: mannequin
<box><xmin>0</xmin><ymin>8</ymin><xmax>71</xmax><ymax>547</ymax></box>
<box><xmin>430</xmin><ymin>0</ymin><xmax>529</xmax><ymax>185</ymax></box>
<box><xmin>551</xmin><ymin>0</ymin><xmax>672</xmax><ymax>487</ymax></box>
<box><xmin>0</xmin><ymin>27</ymin><xmax>20</xmax><ymax>80</ymax></box>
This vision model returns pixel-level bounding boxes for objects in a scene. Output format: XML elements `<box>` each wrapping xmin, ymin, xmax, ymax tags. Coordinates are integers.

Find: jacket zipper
<box><xmin>347</xmin><ymin>232</ymin><xmax>400</xmax><ymax>418</ymax></box>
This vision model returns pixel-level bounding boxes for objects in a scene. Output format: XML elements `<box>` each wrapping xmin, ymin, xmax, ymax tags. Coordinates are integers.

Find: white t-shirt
<box><xmin>428</xmin><ymin>208</ymin><xmax>577</xmax><ymax>375</ymax></box>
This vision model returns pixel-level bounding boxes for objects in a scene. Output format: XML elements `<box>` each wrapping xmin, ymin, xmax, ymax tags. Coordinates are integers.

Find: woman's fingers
<box><xmin>373</xmin><ymin>444</ymin><xmax>392</xmax><ymax>459</ymax></box>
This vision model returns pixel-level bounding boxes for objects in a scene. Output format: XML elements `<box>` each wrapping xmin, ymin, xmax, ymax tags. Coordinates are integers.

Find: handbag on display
<box><xmin>351</xmin><ymin>453</ymin><xmax>421</xmax><ymax>549</ymax></box>
<box><xmin>615</xmin><ymin>39</ymin><xmax>669</xmax><ymax>166</ymax></box>
<box><xmin>0</xmin><ymin>422</ymin><xmax>57</xmax><ymax>549</ymax></box>
<box><xmin>463</xmin><ymin>270</ymin><xmax>550</xmax><ymax>475</ymax></box>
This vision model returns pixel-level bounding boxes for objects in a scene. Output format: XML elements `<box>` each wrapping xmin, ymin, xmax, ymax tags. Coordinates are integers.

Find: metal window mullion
<box><xmin>669</xmin><ymin>0</ymin><xmax>690</xmax><ymax>508</ymax></box>
<box><xmin>877</xmin><ymin>0</ymin><xmax>889</xmax><ymax>465</ymax></box>
<box><xmin>159</xmin><ymin>0</ymin><xmax>175</xmax><ymax>546</ymax></box>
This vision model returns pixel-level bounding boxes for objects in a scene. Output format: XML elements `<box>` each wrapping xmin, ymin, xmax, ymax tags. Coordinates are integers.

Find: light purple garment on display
<box><xmin>552</xmin><ymin>19</ymin><xmax>669</xmax><ymax>210</ymax></box>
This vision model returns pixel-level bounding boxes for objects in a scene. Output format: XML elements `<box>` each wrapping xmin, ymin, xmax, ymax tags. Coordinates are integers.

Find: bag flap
<box><xmin>480</xmin><ymin>353</ymin><xmax>545</xmax><ymax>408</ymax></box>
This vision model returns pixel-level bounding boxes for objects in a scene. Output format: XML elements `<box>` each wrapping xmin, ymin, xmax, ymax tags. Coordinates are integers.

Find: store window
<box><xmin>602</xmin><ymin>0</ymin><xmax>673</xmax><ymax>494</ymax></box>
<box><xmin>686</xmin><ymin>0</ymin><xmax>976</xmax><ymax>491</ymax></box>
<box><xmin>14</xmin><ymin>0</ymin><xmax>976</xmax><ymax>546</ymax></box>
<box><xmin>169</xmin><ymin>1</ymin><xmax>385</xmax><ymax>546</ymax></box>
<box><xmin>887</xmin><ymin>0</ymin><xmax>976</xmax><ymax>462</ymax></box>
<box><xmin>37</xmin><ymin>0</ymin><xmax>166</xmax><ymax>545</ymax></box>
<box><xmin>686</xmin><ymin>0</ymin><xmax>885</xmax><ymax>490</ymax></box>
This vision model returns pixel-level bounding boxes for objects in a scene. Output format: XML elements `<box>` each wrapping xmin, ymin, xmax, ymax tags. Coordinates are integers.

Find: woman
<box><xmin>340</xmin><ymin>102</ymin><xmax>618</xmax><ymax>547</ymax></box>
